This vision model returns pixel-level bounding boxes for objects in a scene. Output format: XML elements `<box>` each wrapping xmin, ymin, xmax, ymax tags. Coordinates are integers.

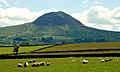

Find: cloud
<box><xmin>0</xmin><ymin>5</ymin><xmax>120</xmax><ymax>31</ymax></box>
<box><xmin>0</xmin><ymin>0</ymin><xmax>10</xmax><ymax>7</ymax></box>
<box><xmin>94</xmin><ymin>0</ymin><xmax>102</xmax><ymax>5</ymax></box>
<box><xmin>82</xmin><ymin>0</ymin><xmax>89</xmax><ymax>4</ymax></box>
<box><xmin>0</xmin><ymin>7</ymin><xmax>59</xmax><ymax>27</ymax></box>
<box><xmin>72</xmin><ymin>6</ymin><xmax>120</xmax><ymax>31</ymax></box>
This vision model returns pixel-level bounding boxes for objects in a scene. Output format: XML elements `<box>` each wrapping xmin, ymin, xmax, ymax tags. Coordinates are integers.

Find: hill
<box><xmin>0</xmin><ymin>11</ymin><xmax>120</xmax><ymax>45</ymax></box>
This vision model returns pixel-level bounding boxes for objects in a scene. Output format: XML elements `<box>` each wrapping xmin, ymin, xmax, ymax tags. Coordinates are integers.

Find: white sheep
<box><xmin>29</xmin><ymin>59</ymin><xmax>36</xmax><ymax>63</ymax></box>
<box><xmin>32</xmin><ymin>63</ymin><xmax>39</xmax><ymax>67</ymax></box>
<box><xmin>31</xmin><ymin>62</ymin><xmax>45</xmax><ymax>67</ymax></box>
<box><xmin>24</xmin><ymin>62</ymin><xmax>29</xmax><ymax>67</ymax></box>
<box><xmin>115</xmin><ymin>58</ymin><xmax>119</xmax><ymax>61</ymax></box>
<box><xmin>32</xmin><ymin>59</ymin><xmax>36</xmax><ymax>62</ymax></box>
<box><xmin>39</xmin><ymin>62</ymin><xmax>45</xmax><ymax>66</ymax></box>
<box><xmin>46</xmin><ymin>62</ymin><xmax>51</xmax><ymax>66</ymax></box>
<box><xmin>105</xmin><ymin>59</ymin><xmax>110</xmax><ymax>62</ymax></box>
<box><xmin>81</xmin><ymin>60</ymin><xmax>88</xmax><ymax>64</ymax></box>
<box><xmin>28</xmin><ymin>60</ymin><xmax>33</xmax><ymax>63</ymax></box>
<box><xmin>72</xmin><ymin>60</ymin><xmax>76</xmax><ymax>62</ymax></box>
<box><xmin>101</xmin><ymin>59</ymin><xmax>105</xmax><ymax>62</ymax></box>
<box><xmin>17</xmin><ymin>63</ymin><xmax>23</xmax><ymax>67</ymax></box>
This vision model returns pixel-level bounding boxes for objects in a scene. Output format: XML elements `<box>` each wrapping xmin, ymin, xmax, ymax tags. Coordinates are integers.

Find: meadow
<box><xmin>37</xmin><ymin>42</ymin><xmax>120</xmax><ymax>52</ymax></box>
<box><xmin>0</xmin><ymin>57</ymin><xmax>120</xmax><ymax>72</ymax></box>
<box><xmin>0</xmin><ymin>42</ymin><xmax>120</xmax><ymax>72</ymax></box>
<box><xmin>0</xmin><ymin>45</ymin><xmax>51</xmax><ymax>54</ymax></box>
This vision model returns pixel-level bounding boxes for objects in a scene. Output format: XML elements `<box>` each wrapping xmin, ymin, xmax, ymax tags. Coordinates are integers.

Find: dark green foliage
<box><xmin>13</xmin><ymin>44</ymin><xmax>20</xmax><ymax>55</ymax></box>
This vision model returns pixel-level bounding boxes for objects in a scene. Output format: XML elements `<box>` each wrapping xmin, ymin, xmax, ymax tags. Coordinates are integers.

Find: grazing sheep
<box><xmin>39</xmin><ymin>62</ymin><xmax>45</xmax><ymax>66</ymax></box>
<box><xmin>31</xmin><ymin>63</ymin><xmax>39</xmax><ymax>67</ymax></box>
<box><xmin>105</xmin><ymin>59</ymin><xmax>110</xmax><ymax>62</ymax></box>
<box><xmin>29</xmin><ymin>59</ymin><xmax>36</xmax><ymax>63</ymax></box>
<box><xmin>46</xmin><ymin>62</ymin><xmax>51</xmax><ymax>66</ymax></box>
<box><xmin>72</xmin><ymin>60</ymin><xmax>76</xmax><ymax>62</ymax></box>
<box><xmin>17</xmin><ymin>63</ymin><xmax>23</xmax><ymax>67</ymax></box>
<box><xmin>29</xmin><ymin>60</ymin><xmax>33</xmax><ymax>63</ymax></box>
<box><xmin>99</xmin><ymin>57</ymin><xmax>103</xmax><ymax>60</ymax></box>
<box><xmin>81</xmin><ymin>60</ymin><xmax>88</xmax><ymax>64</ymax></box>
<box><xmin>31</xmin><ymin>62</ymin><xmax>45</xmax><ymax>67</ymax></box>
<box><xmin>32</xmin><ymin>59</ymin><xmax>36</xmax><ymax>62</ymax></box>
<box><xmin>115</xmin><ymin>58</ymin><xmax>119</xmax><ymax>61</ymax></box>
<box><xmin>101</xmin><ymin>59</ymin><xmax>105</xmax><ymax>62</ymax></box>
<box><xmin>109</xmin><ymin>58</ymin><xmax>112</xmax><ymax>61</ymax></box>
<box><xmin>24</xmin><ymin>62</ymin><xmax>29</xmax><ymax>67</ymax></box>
<box><xmin>106</xmin><ymin>57</ymin><xmax>109</xmax><ymax>59</ymax></box>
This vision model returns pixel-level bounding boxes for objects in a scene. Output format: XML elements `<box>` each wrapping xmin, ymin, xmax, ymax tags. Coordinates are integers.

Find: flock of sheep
<box><xmin>17</xmin><ymin>59</ymin><xmax>51</xmax><ymax>68</ymax></box>
<box><xmin>72</xmin><ymin>57</ymin><xmax>119</xmax><ymax>64</ymax></box>
<box><xmin>17</xmin><ymin>57</ymin><xmax>119</xmax><ymax>68</ymax></box>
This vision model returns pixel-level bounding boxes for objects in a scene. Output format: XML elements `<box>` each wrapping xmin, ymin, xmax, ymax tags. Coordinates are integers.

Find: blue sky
<box><xmin>6</xmin><ymin>0</ymin><xmax>120</xmax><ymax>12</ymax></box>
<box><xmin>0</xmin><ymin>0</ymin><xmax>120</xmax><ymax>31</ymax></box>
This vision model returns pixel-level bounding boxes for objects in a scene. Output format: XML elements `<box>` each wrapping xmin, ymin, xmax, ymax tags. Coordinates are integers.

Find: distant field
<box><xmin>36</xmin><ymin>42</ymin><xmax>120</xmax><ymax>52</ymax></box>
<box><xmin>1</xmin><ymin>42</ymin><xmax>120</xmax><ymax>56</ymax></box>
<box><xmin>0</xmin><ymin>45</ymin><xmax>52</xmax><ymax>54</ymax></box>
<box><xmin>0</xmin><ymin>57</ymin><xmax>120</xmax><ymax>72</ymax></box>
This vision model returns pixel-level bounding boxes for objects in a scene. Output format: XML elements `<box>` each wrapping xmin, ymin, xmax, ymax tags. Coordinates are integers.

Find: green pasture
<box><xmin>36</xmin><ymin>42</ymin><xmax>120</xmax><ymax>52</ymax></box>
<box><xmin>0</xmin><ymin>45</ymin><xmax>51</xmax><ymax>54</ymax></box>
<box><xmin>0</xmin><ymin>57</ymin><xmax>120</xmax><ymax>72</ymax></box>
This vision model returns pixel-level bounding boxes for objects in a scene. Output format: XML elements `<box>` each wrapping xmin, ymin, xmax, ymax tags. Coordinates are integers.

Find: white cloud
<box><xmin>0</xmin><ymin>0</ymin><xmax>9</xmax><ymax>7</ymax></box>
<box><xmin>82</xmin><ymin>0</ymin><xmax>89</xmax><ymax>4</ymax></box>
<box><xmin>94</xmin><ymin>0</ymin><xmax>102</xmax><ymax>5</ymax></box>
<box><xmin>0</xmin><ymin>7</ymin><xmax>59</xmax><ymax>27</ymax></box>
<box><xmin>0</xmin><ymin>5</ymin><xmax>120</xmax><ymax>31</ymax></box>
<box><xmin>72</xmin><ymin>6</ymin><xmax>120</xmax><ymax>31</ymax></box>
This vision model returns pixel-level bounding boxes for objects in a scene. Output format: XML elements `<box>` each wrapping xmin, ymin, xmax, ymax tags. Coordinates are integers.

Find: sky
<box><xmin>0</xmin><ymin>0</ymin><xmax>120</xmax><ymax>31</ymax></box>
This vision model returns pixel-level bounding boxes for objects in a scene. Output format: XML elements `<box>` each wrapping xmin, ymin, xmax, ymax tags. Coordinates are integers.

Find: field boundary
<box><xmin>32</xmin><ymin>48</ymin><xmax>120</xmax><ymax>53</ymax></box>
<box><xmin>1</xmin><ymin>53</ymin><xmax>120</xmax><ymax>59</ymax></box>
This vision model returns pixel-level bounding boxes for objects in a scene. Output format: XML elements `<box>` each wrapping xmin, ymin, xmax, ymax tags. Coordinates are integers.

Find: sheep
<box><xmin>31</xmin><ymin>63</ymin><xmax>39</xmax><ymax>67</ymax></box>
<box><xmin>99</xmin><ymin>57</ymin><xmax>103</xmax><ymax>60</ymax></box>
<box><xmin>105</xmin><ymin>59</ymin><xmax>110</xmax><ymax>62</ymax></box>
<box><xmin>101</xmin><ymin>59</ymin><xmax>105</xmax><ymax>62</ymax></box>
<box><xmin>32</xmin><ymin>59</ymin><xmax>36</xmax><ymax>62</ymax></box>
<box><xmin>46</xmin><ymin>62</ymin><xmax>51</xmax><ymax>66</ymax></box>
<box><xmin>17</xmin><ymin>63</ymin><xmax>23</xmax><ymax>67</ymax></box>
<box><xmin>72</xmin><ymin>60</ymin><xmax>76</xmax><ymax>62</ymax></box>
<box><xmin>81</xmin><ymin>60</ymin><xmax>88</xmax><ymax>64</ymax></box>
<box><xmin>115</xmin><ymin>58</ymin><xmax>119</xmax><ymax>61</ymax></box>
<box><xmin>24</xmin><ymin>62</ymin><xmax>29</xmax><ymax>67</ymax></box>
<box><xmin>105</xmin><ymin>58</ymin><xmax>112</xmax><ymax>62</ymax></box>
<box><xmin>31</xmin><ymin>62</ymin><xmax>45</xmax><ymax>67</ymax></box>
<box><xmin>39</xmin><ymin>62</ymin><xmax>45</xmax><ymax>66</ymax></box>
<box><xmin>109</xmin><ymin>58</ymin><xmax>112</xmax><ymax>61</ymax></box>
<box><xmin>29</xmin><ymin>60</ymin><xmax>33</xmax><ymax>63</ymax></box>
<box><xmin>106</xmin><ymin>57</ymin><xmax>109</xmax><ymax>59</ymax></box>
<box><xmin>29</xmin><ymin>59</ymin><xmax>36</xmax><ymax>63</ymax></box>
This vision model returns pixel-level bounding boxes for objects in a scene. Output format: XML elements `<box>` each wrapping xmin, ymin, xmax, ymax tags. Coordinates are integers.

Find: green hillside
<box><xmin>0</xmin><ymin>11</ymin><xmax>120</xmax><ymax>45</ymax></box>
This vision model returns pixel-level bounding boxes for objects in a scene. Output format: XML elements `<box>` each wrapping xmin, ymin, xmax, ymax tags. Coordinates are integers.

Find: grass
<box><xmin>36</xmin><ymin>42</ymin><xmax>120</xmax><ymax>52</ymax></box>
<box><xmin>0</xmin><ymin>57</ymin><xmax>120</xmax><ymax>72</ymax></box>
<box><xmin>0</xmin><ymin>45</ymin><xmax>52</xmax><ymax>54</ymax></box>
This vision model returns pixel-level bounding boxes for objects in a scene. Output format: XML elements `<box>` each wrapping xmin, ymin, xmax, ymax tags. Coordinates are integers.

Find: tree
<box><xmin>13</xmin><ymin>44</ymin><xmax>20</xmax><ymax>55</ymax></box>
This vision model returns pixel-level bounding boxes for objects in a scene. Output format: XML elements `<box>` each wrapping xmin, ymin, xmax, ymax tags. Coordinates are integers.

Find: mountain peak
<box><xmin>33</xmin><ymin>11</ymin><xmax>84</xmax><ymax>26</ymax></box>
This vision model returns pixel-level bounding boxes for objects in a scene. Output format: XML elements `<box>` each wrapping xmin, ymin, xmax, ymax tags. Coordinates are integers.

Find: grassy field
<box><xmin>0</xmin><ymin>45</ymin><xmax>51</xmax><ymax>54</ymax></box>
<box><xmin>0</xmin><ymin>42</ymin><xmax>120</xmax><ymax>72</ymax></box>
<box><xmin>0</xmin><ymin>57</ymin><xmax>120</xmax><ymax>72</ymax></box>
<box><xmin>36</xmin><ymin>42</ymin><xmax>120</xmax><ymax>52</ymax></box>
<box><xmin>1</xmin><ymin>42</ymin><xmax>120</xmax><ymax>55</ymax></box>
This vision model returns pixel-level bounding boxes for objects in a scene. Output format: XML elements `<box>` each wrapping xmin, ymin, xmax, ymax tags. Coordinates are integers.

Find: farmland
<box><xmin>36</xmin><ymin>42</ymin><xmax>120</xmax><ymax>52</ymax></box>
<box><xmin>0</xmin><ymin>42</ymin><xmax>120</xmax><ymax>57</ymax></box>
<box><xmin>30</xmin><ymin>42</ymin><xmax>120</xmax><ymax>56</ymax></box>
<box><xmin>0</xmin><ymin>42</ymin><xmax>120</xmax><ymax>72</ymax></box>
<box><xmin>0</xmin><ymin>45</ymin><xmax>52</xmax><ymax>54</ymax></box>
<box><xmin>0</xmin><ymin>57</ymin><xmax>120</xmax><ymax>72</ymax></box>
